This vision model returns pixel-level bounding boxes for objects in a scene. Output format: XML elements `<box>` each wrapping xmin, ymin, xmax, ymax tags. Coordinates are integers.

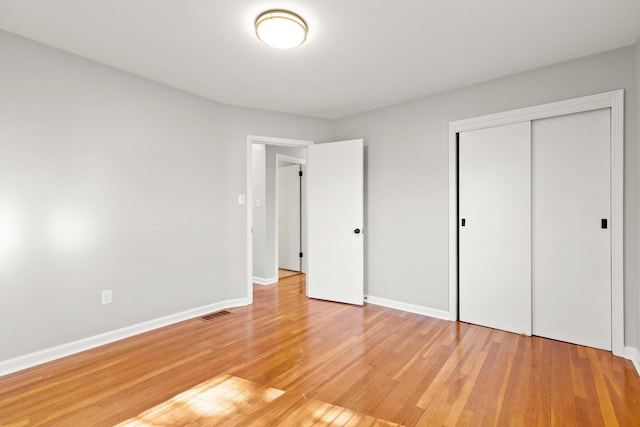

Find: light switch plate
<box><xmin>101</xmin><ymin>290</ymin><xmax>112</xmax><ymax>305</ymax></box>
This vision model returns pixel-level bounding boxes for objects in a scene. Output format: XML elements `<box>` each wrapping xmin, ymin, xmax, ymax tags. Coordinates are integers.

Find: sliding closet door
<box><xmin>532</xmin><ymin>109</ymin><xmax>611</xmax><ymax>350</ymax></box>
<box><xmin>459</xmin><ymin>122</ymin><xmax>531</xmax><ymax>335</ymax></box>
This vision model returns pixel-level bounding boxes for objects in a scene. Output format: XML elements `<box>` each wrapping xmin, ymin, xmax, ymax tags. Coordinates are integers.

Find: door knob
<box><xmin>354</xmin><ymin>228</ymin><xmax>361</xmax><ymax>234</ymax></box>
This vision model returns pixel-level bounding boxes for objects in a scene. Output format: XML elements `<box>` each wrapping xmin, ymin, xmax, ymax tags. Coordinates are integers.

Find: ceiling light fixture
<box><xmin>255</xmin><ymin>10</ymin><xmax>307</xmax><ymax>49</ymax></box>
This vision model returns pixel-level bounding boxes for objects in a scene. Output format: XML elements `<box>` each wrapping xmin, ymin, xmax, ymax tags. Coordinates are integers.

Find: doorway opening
<box><xmin>247</xmin><ymin>136</ymin><xmax>365</xmax><ymax>307</ymax></box>
<box><xmin>246</xmin><ymin>135</ymin><xmax>313</xmax><ymax>303</ymax></box>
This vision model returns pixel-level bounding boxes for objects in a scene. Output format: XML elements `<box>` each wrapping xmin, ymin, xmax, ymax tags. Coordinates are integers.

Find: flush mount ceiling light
<box><xmin>255</xmin><ymin>10</ymin><xmax>307</xmax><ymax>49</ymax></box>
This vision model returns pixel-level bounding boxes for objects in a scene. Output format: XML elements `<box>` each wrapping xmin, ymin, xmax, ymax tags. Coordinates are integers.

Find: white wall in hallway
<box><xmin>252</xmin><ymin>144</ymin><xmax>267</xmax><ymax>280</ymax></box>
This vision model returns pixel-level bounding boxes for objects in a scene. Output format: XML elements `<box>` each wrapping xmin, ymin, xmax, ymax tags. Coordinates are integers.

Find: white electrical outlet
<box><xmin>102</xmin><ymin>289</ymin><xmax>112</xmax><ymax>305</ymax></box>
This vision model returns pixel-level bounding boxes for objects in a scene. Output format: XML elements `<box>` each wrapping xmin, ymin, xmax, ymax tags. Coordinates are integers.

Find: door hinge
<box><xmin>299</xmin><ymin>252</ymin><xmax>304</xmax><ymax>258</ymax></box>
<box><xmin>299</xmin><ymin>171</ymin><xmax>303</xmax><ymax>177</ymax></box>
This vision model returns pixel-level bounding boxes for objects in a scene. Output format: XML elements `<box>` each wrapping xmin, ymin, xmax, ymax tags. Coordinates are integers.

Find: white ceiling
<box><xmin>1</xmin><ymin>0</ymin><xmax>639</xmax><ymax>119</ymax></box>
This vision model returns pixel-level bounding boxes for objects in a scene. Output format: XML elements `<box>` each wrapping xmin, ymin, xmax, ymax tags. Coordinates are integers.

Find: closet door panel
<box><xmin>459</xmin><ymin>121</ymin><xmax>531</xmax><ymax>335</ymax></box>
<box><xmin>532</xmin><ymin>109</ymin><xmax>611</xmax><ymax>350</ymax></box>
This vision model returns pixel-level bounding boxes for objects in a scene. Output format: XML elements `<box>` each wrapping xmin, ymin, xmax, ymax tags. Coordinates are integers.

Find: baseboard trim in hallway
<box><xmin>253</xmin><ymin>276</ymin><xmax>278</xmax><ymax>285</ymax></box>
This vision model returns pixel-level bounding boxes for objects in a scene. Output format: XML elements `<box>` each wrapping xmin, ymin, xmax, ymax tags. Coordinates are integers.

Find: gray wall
<box><xmin>0</xmin><ymin>30</ymin><xmax>333</xmax><ymax>361</ymax></box>
<box><xmin>333</xmin><ymin>46</ymin><xmax>640</xmax><ymax>348</ymax></box>
<box><xmin>2</xmin><ymin>28</ymin><xmax>639</xmax><ymax>364</ymax></box>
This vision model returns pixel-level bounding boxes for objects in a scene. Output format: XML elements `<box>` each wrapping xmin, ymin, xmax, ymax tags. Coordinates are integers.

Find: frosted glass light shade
<box><xmin>255</xmin><ymin>10</ymin><xmax>307</xmax><ymax>49</ymax></box>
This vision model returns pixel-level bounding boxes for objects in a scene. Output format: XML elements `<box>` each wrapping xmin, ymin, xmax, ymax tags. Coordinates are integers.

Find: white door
<box><xmin>532</xmin><ymin>109</ymin><xmax>611</xmax><ymax>350</ymax></box>
<box><xmin>307</xmin><ymin>139</ymin><xmax>364</xmax><ymax>305</ymax></box>
<box><xmin>459</xmin><ymin>122</ymin><xmax>532</xmax><ymax>335</ymax></box>
<box><xmin>277</xmin><ymin>164</ymin><xmax>301</xmax><ymax>271</ymax></box>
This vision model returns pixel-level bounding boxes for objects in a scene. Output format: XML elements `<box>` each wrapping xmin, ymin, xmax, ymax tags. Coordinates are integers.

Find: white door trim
<box><xmin>448</xmin><ymin>90</ymin><xmax>624</xmax><ymax>356</ymax></box>
<box><xmin>246</xmin><ymin>136</ymin><xmax>313</xmax><ymax>303</ymax></box>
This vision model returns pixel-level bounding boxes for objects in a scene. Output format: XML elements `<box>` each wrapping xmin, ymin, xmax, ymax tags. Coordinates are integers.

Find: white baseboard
<box><xmin>365</xmin><ymin>295</ymin><xmax>450</xmax><ymax>321</ymax></box>
<box><xmin>0</xmin><ymin>297</ymin><xmax>251</xmax><ymax>377</ymax></box>
<box><xmin>253</xmin><ymin>276</ymin><xmax>278</xmax><ymax>285</ymax></box>
<box><xmin>625</xmin><ymin>346</ymin><xmax>640</xmax><ymax>376</ymax></box>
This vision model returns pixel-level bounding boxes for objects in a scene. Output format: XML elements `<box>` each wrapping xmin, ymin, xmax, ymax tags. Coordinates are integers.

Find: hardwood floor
<box><xmin>1</xmin><ymin>274</ymin><xmax>639</xmax><ymax>426</ymax></box>
<box><xmin>278</xmin><ymin>268</ymin><xmax>302</xmax><ymax>279</ymax></box>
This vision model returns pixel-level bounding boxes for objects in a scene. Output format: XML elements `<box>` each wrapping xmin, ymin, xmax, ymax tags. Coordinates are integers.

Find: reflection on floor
<box><xmin>278</xmin><ymin>268</ymin><xmax>302</xmax><ymax>279</ymax></box>
<box><xmin>116</xmin><ymin>374</ymin><xmax>402</xmax><ymax>426</ymax></box>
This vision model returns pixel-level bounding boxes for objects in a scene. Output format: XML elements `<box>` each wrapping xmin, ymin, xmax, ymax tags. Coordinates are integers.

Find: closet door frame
<box><xmin>447</xmin><ymin>90</ymin><xmax>624</xmax><ymax>356</ymax></box>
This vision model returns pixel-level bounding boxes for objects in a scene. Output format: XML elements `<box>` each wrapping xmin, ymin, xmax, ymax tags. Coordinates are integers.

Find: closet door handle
<box><xmin>601</xmin><ymin>219</ymin><xmax>608</xmax><ymax>229</ymax></box>
<box><xmin>461</xmin><ymin>218</ymin><xmax>466</xmax><ymax>227</ymax></box>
